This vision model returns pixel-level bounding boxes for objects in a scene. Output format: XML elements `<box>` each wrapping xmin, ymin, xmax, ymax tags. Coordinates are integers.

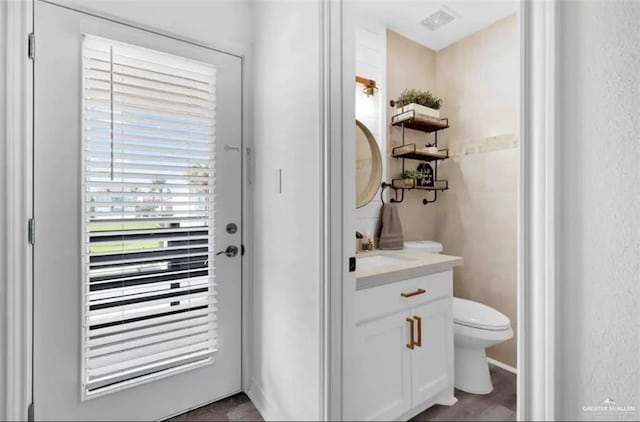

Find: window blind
<box><xmin>81</xmin><ymin>35</ymin><xmax>217</xmax><ymax>398</ymax></box>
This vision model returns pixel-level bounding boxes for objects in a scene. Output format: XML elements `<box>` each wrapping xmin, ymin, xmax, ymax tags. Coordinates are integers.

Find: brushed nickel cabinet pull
<box><xmin>414</xmin><ymin>316</ymin><xmax>422</xmax><ymax>347</ymax></box>
<box><xmin>400</xmin><ymin>288</ymin><xmax>426</xmax><ymax>298</ymax></box>
<box><xmin>406</xmin><ymin>318</ymin><xmax>415</xmax><ymax>350</ymax></box>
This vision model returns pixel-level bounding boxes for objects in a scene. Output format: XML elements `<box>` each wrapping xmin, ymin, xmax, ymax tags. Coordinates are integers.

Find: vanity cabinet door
<box><xmin>352</xmin><ymin>311</ymin><xmax>412</xmax><ymax>421</ymax></box>
<box><xmin>410</xmin><ymin>298</ymin><xmax>454</xmax><ymax>407</ymax></box>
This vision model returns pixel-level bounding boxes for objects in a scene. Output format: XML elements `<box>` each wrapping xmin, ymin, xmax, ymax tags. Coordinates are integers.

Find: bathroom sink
<box><xmin>357</xmin><ymin>254</ymin><xmax>413</xmax><ymax>271</ymax></box>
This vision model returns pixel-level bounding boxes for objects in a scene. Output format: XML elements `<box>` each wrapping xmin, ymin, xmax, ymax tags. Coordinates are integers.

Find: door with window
<box><xmin>33</xmin><ymin>2</ymin><xmax>242</xmax><ymax>420</ymax></box>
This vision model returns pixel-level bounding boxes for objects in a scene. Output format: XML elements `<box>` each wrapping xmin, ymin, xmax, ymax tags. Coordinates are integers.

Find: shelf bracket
<box><xmin>423</xmin><ymin>190</ymin><xmax>437</xmax><ymax>205</ymax></box>
<box><xmin>381</xmin><ymin>182</ymin><xmax>405</xmax><ymax>204</ymax></box>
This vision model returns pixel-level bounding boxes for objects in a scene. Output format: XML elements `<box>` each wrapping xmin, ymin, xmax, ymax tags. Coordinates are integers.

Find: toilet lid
<box><xmin>403</xmin><ymin>240</ymin><xmax>443</xmax><ymax>253</ymax></box>
<box><xmin>453</xmin><ymin>298</ymin><xmax>511</xmax><ymax>331</ymax></box>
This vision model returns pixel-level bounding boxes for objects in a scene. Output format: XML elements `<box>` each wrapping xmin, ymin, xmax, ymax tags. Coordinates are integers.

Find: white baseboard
<box><xmin>487</xmin><ymin>357</ymin><xmax>518</xmax><ymax>375</ymax></box>
<box><xmin>246</xmin><ymin>378</ymin><xmax>282</xmax><ymax>421</ymax></box>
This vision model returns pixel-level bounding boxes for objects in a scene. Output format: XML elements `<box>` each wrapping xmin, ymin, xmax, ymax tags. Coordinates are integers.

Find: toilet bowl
<box><xmin>403</xmin><ymin>240</ymin><xmax>514</xmax><ymax>394</ymax></box>
<box><xmin>453</xmin><ymin>298</ymin><xmax>513</xmax><ymax>394</ymax></box>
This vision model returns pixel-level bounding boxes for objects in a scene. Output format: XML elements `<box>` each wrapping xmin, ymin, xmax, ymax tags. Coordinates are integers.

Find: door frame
<box><xmin>4</xmin><ymin>1</ymin><xmax>34</xmax><ymax>419</ymax></box>
<box><xmin>323</xmin><ymin>0</ymin><xmax>558</xmax><ymax>421</ymax></box>
<box><xmin>5</xmin><ymin>0</ymin><xmax>558</xmax><ymax>420</ymax></box>
<box><xmin>4</xmin><ymin>1</ymin><xmax>253</xmax><ymax>420</ymax></box>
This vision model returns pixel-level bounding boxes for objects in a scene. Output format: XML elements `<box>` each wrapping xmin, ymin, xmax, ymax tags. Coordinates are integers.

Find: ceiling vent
<box><xmin>421</xmin><ymin>8</ymin><xmax>456</xmax><ymax>31</ymax></box>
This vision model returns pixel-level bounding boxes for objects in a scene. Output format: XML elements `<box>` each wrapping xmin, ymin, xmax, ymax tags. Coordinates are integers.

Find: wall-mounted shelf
<box><xmin>391</xmin><ymin>110</ymin><xmax>449</xmax><ymax>133</ymax></box>
<box><xmin>392</xmin><ymin>143</ymin><xmax>449</xmax><ymax>162</ymax></box>
<box><xmin>384</xmin><ymin>101</ymin><xmax>451</xmax><ymax>205</ymax></box>
<box><xmin>391</xmin><ymin>179</ymin><xmax>449</xmax><ymax>191</ymax></box>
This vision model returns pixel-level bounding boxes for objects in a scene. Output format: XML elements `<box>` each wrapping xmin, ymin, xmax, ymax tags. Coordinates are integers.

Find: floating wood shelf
<box><xmin>392</xmin><ymin>143</ymin><xmax>449</xmax><ymax>162</ymax></box>
<box><xmin>391</xmin><ymin>179</ymin><xmax>449</xmax><ymax>191</ymax></box>
<box><xmin>391</xmin><ymin>110</ymin><xmax>449</xmax><ymax>133</ymax></box>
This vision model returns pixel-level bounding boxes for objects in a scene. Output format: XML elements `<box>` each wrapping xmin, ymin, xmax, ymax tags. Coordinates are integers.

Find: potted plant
<box><xmin>400</xmin><ymin>169</ymin><xmax>426</xmax><ymax>187</ymax></box>
<box><xmin>395</xmin><ymin>88</ymin><xmax>443</xmax><ymax>118</ymax></box>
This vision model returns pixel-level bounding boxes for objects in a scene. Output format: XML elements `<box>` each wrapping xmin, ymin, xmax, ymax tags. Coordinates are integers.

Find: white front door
<box><xmin>33</xmin><ymin>2</ymin><xmax>243</xmax><ymax>420</ymax></box>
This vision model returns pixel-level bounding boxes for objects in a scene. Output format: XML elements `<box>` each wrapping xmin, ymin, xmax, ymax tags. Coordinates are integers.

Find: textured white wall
<box><xmin>249</xmin><ymin>1</ymin><xmax>322</xmax><ymax>420</ymax></box>
<box><xmin>557</xmin><ymin>1</ymin><xmax>640</xmax><ymax>420</ymax></box>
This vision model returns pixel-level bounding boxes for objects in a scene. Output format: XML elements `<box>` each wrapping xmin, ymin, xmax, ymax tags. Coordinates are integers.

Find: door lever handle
<box><xmin>216</xmin><ymin>245</ymin><xmax>239</xmax><ymax>257</ymax></box>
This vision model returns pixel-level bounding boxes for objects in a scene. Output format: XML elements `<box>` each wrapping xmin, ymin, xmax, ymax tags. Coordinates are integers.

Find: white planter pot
<box><xmin>401</xmin><ymin>103</ymin><xmax>440</xmax><ymax>119</ymax></box>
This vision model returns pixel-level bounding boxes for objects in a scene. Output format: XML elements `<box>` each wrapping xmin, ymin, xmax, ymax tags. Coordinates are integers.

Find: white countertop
<box><xmin>355</xmin><ymin>249</ymin><xmax>463</xmax><ymax>290</ymax></box>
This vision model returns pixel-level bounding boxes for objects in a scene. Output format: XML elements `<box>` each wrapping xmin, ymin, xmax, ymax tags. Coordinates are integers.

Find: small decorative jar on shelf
<box><xmin>362</xmin><ymin>236</ymin><xmax>374</xmax><ymax>251</ymax></box>
<box><xmin>400</xmin><ymin>170</ymin><xmax>421</xmax><ymax>188</ymax></box>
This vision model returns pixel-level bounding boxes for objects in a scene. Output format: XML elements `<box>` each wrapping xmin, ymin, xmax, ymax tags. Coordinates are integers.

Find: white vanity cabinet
<box><xmin>353</xmin><ymin>309</ymin><xmax>413</xmax><ymax>420</ymax></box>
<box><xmin>410</xmin><ymin>298</ymin><xmax>454</xmax><ymax>409</ymax></box>
<box><xmin>349</xmin><ymin>270</ymin><xmax>456</xmax><ymax>421</ymax></box>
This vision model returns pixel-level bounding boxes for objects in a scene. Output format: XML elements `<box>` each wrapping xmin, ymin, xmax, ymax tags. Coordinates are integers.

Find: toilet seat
<box><xmin>453</xmin><ymin>298</ymin><xmax>511</xmax><ymax>331</ymax></box>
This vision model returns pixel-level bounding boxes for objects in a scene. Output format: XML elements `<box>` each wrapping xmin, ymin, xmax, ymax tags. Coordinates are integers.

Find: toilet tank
<box><xmin>403</xmin><ymin>240</ymin><xmax>443</xmax><ymax>253</ymax></box>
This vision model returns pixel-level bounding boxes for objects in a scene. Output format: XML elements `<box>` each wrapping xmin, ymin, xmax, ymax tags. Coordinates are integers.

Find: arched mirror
<box><xmin>356</xmin><ymin>120</ymin><xmax>382</xmax><ymax>208</ymax></box>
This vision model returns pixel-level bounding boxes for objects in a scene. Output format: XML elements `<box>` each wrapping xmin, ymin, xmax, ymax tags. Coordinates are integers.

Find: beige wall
<box><xmin>435</xmin><ymin>14</ymin><xmax>518</xmax><ymax>368</ymax></box>
<box><xmin>386</xmin><ymin>30</ymin><xmax>438</xmax><ymax>241</ymax></box>
<box><xmin>386</xmin><ymin>14</ymin><xmax>519</xmax><ymax>368</ymax></box>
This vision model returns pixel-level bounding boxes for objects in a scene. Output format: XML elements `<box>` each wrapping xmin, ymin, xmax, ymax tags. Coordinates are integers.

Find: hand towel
<box><xmin>378</xmin><ymin>203</ymin><xmax>404</xmax><ymax>250</ymax></box>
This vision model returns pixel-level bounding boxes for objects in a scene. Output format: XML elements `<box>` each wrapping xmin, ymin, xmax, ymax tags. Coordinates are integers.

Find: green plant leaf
<box><xmin>398</xmin><ymin>88</ymin><xmax>443</xmax><ymax>110</ymax></box>
<box><xmin>401</xmin><ymin>169</ymin><xmax>427</xmax><ymax>179</ymax></box>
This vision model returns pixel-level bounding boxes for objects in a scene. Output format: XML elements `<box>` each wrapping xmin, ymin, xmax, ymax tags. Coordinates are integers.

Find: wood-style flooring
<box><xmin>168</xmin><ymin>394</ymin><xmax>262</xmax><ymax>422</ymax></box>
<box><xmin>410</xmin><ymin>365</ymin><xmax>516</xmax><ymax>421</ymax></box>
<box><xmin>169</xmin><ymin>364</ymin><xmax>516</xmax><ymax>422</ymax></box>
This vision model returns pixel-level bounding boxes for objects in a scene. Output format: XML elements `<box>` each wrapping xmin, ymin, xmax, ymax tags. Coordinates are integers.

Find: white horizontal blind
<box><xmin>81</xmin><ymin>35</ymin><xmax>217</xmax><ymax>398</ymax></box>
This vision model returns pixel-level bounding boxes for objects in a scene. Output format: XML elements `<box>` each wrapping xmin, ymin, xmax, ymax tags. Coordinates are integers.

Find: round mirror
<box><xmin>356</xmin><ymin>120</ymin><xmax>382</xmax><ymax>208</ymax></box>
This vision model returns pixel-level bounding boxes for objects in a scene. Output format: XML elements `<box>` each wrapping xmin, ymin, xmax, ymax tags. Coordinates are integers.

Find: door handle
<box><xmin>406</xmin><ymin>318</ymin><xmax>415</xmax><ymax>350</ymax></box>
<box><xmin>414</xmin><ymin>316</ymin><xmax>422</xmax><ymax>347</ymax></box>
<box><xmin>216</xmin><ymin>245</ymin><xmax>239</xmax><ymax>258</ymax></box>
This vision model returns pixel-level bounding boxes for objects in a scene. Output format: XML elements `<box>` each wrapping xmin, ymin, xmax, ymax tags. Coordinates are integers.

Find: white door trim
<box><xmin>319</xmin><ymin>0</ymin><xmax>353</xmax><ymax>420</ymax></box>
<box><xmin>38</xmin><ymin>0</ymin><xmax>247</xmax><ymax>58</ymax></box>
<box><xmin>4</xmin><ymin>0</ymin><xmax>34</xmax><ymax>420</ymax></box>
<box><xmin>325</xmin><ymin>0</ymin><xmax>558</xmax><ymax>421</ymax></box>
<box><xmin>4</xmin><ymin>2</ymin><xmax>252</xmax><ymax>419</ymax></box>
<box><xmin>518</xmin><ymin>1</ymin><xmax>557</xmax><ymax>420</ymax></box>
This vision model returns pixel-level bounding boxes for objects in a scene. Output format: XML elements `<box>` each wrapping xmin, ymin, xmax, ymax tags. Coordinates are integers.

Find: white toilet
<box><xmin>403</xmin><ymin>241</ymin><xmax>514</xmax><ymax>394</ymax></box>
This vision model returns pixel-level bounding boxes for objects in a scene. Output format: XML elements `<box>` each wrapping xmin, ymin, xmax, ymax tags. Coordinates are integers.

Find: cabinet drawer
<box><xmin>355</xmin><ymin>270</ymin><xmax>452</xmax><ymax>324</ymax></box>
